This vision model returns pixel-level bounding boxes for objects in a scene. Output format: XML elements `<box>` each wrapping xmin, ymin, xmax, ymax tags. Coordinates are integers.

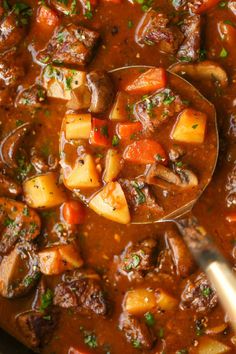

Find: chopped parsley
<box><xmin>112</xmin><ymin>134</ymin><xmax>120</xmax><ymax>146</ymax></box>
<box><xmin>40</xmin><ymin>289</ymin><xmax>54</xmax><ymax>312</ymax></box>
<box><xmin>202</xmin><ymin>287</ymin><xmax>212</xmax><ymax>297</ymax></box>
<box><xmin>133</xmin><ymin>339</ymin><xmax>141</xmax><ymax>348</ymax></box>
<box><xmin>219</xmin><ymin>47</ymin><xmax>228</xmax><ymax>58</ymax></box>
<box><xmin>100</xmin><ymin>125</ymin><xmax>109</xmax><ymax>137</ymax></box>
<box><xmin>84</xmin><ymin>332</ymin><xmax>98</xmax><ymax>348</ymax></box>
<box><xmin>84</xmin><ymin>1</ymin><xmax>93</xmax><ymax>19</ymax></box>
<box><xmin>125</xmin><ymin>254</ymin><xmax>141</xmax><ymax>270</ymax></box>
<box><xmin>131</xmin><ymin>181</ymin><xmax>146</xmax><ymax>205</ymax></box>
<box><xmin>128</xmin><ymin>20</ymin><xmax>134</xmax><ymax>28</ymax></box>
<box><xmin>192</xmin><ymin>124</ymin><xmax>198</xmax><ymax>129</ymax></box>
<box><xmin>144</xmin><ymin>312</ymin><xmax>155</xmax><ymax>326</ymax></box>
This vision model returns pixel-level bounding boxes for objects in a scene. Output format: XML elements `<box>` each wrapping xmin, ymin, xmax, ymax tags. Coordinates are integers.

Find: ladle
<box><xmin>111</xmin><ymin>65</ymin><xmax>236</xmax><ymax>331</ymax></box>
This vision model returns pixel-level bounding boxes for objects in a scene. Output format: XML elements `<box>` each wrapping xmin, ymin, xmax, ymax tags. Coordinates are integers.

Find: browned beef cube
<box><xmin>229</xmin><ymin>0</ymin><xmax>236</xmax><ymax>16</ymax></box>
<box><xmin>172</xmin><ymin>0</ymin><xmax>205</xmax><ymax>13</ymax></box>
<box><xmin>16</xmin><ymin>84</ymin><xmax>47</xmax><ymax>107</ymax></box>
<box><xmin>225</xmin><ymin>164</ymin><xmax>236</xmax><ymax>207</ymax></box>
<box><xmin>0</xmin><ymin>10</ymin><xmax>27</xmax><ymax>52</ymax></box>
<box><xmin>119</xmin><ymin>238</ymin><xmax>158</xmax><ymax>277</ymax></box>
<box><xmin>180</xmin><ymin>272</ymin><xmax>217</xmax><ymax>313</ymax></box>
<box><xmin>119</xmin><ymin>313</ymin><xmax>155</xmax><ymax>350</ymax></box>
<box><xmin>134</xmin><ymin>88</ymin><xmax>186</xmax><ymax>133</ymax></box>
<box><xmin>177</xmin><ymin>15</ymin><xmax>201</xmax><ymax>61</ymax></box>
<box><xmin>0</xmin><ymin>49</ymin><xmax>24</xmax><ymax>87</ymax></box>
<box><xmin>136</xmin><ymin>10</ymin><xmax>184</xmax><ymax>53</ymax></box>
<box><xmin>53</xmin><ymin>269</ymin><xmax>108</xmax><ymax>316</ymax></box>
<box><xmin>38</xmin><ymin>23</ymin><xmax>100</xmax><ymax>66</ymax></box>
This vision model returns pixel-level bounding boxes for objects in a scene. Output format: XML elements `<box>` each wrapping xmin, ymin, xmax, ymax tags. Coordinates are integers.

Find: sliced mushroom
<box><xmin>145</xmin><ymin>164</ymin><xmax>198</xmax><ymax>189</ymax></box>
<box><xmin>0</xmin><ymin>198</ymin><xmax>41</xmax><ymax>255</ymax></box>
<box><xmin>87</xmin><ymin>70</ymin><xmax>114</xmax><ymax>113</ymax></box>
<box><xmin>169</xmin><ymin>61</ymin><xmax>228</xmax><ymax>88</ymax></box>
<box><xmin>0</xmin><ymin>172</ymin><xmax>22</xmax><ymax>197</ymax></box>
<box><xmin>0</xmin><ymin>122</ymin><xmax>31</xmax><ymax>168</ymax></box>
<box><xmin>0</xmin><ymin>242</ymin><xmax>40</xmax><ymax>298</ymax></box>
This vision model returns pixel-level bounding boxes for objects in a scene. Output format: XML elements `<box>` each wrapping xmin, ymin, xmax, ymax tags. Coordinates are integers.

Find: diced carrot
<box><xmin>124</xmin><ymin>68</ymin><xmax>167</xmax><ymax>95</ymax></box>
<box><xmin>36</xmin><ymin>5</ymin><xmax>60</xmax><ymax>30</ymax></box>
<box><xmin>123</xmin><ymin>139</ymin><xmax>168</xmax><ymax>165</ymax></box>
<box><xmin>62</xmin><ymin>200</ymin><xmax>86</xmax><ymax>225</ymax></box>
<box><xmin>195</xmin><ymin>0</ymin><xmax>220</xmax><ymax>13</ymax></box>
<box><xmin>226</xmin><ymin>213</ymin><xmax>236</xmax><ymax>223</ymax></box>
<box><xmin>117</xmin><ymin>122</ymin><xmax>143</xmax><ymax>140</ymax></box>
<box><xmin>90</xmin><ymin>118</ymin><xmax>111</xmax><ymax>147</ymax></box>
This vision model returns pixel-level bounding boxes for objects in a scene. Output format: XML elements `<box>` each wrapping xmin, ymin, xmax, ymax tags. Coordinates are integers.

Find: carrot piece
<box><xmin>195</xmin><ymin>0</ymin><xmax>220</xmax><ymax>13</ymax></box>
<box><xmin>36</xmin><ymin>5</ymin><xmax>60</xmax><ymax>30</ymax></box>
<box><xmin>124</xmin><ymin>68</ymin><xmax>167</xmax><ymax>95</ymax></box>
<box><xmin>123</xmin><ymin>139</ymin><xmax>168</xmax><ymax>165</ymax></box>
<box><xmin>226</xmin><ymin>213</ymin><xmax>236</xmax><ymax>223</ymax></box>
<box><xmin>90</xmin><ymin>118</ymin><xmax>111</xmax><ymax>147</ymax></box>
<box><xmin>62</xmin><ymin>200</ymin><xmax>86</xmax><ymax>225</ymax></box>
<box><xmin>117</xmin><ymin>122</ymin><xmax>143</xmax><ymax>140</ymax></box>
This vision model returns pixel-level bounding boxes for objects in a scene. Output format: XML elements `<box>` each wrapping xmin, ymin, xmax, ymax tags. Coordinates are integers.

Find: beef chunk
<box><xmin>0</xmin><ymin>172</ymin><xmax>22</xmax><ymax>197</ymax></box>
<box><xmin>225</xmin><ymin>164</ymin><xmax>236</xmax><ymax>207</ymax></box>
<box><xmin>134</xmin><ymin>88</ymin><xmax>186</xmax><ymax>133</ymax></box>
<box><xmin>119</xmin><ymin>179</ymin><xmax>163</xmax><ymax>216</ymax></box>
<box><xmin>0</xmin><ymin>49</ymin><xmax>24</xmax><ymax>87</ymax></box>
<box><xmin>229</xmin><ymin>1</ymin><xmax>236</xmax><ymax>16</ymax></box>
<box><xmin>119</xmin><ymin>313</ymin><xmax>155</xmax><ymax>350</ymax></box>
<box><xmin>136</xmin><ymin>10</ymin><xmax>184</xmax><ymax>53</ymax></box>
<box><xmin>87</xmin><ymin>70</ymin><xmax>114</xmax><ymax>113</ymax></box>
<box><xmin>119</xmin><ymin>238</ymin><xmax>158</xmax><ymax>278</ymax></box>
<box><xmin>177</xmin><ymin>15</ymin><xmax>201</xmax><ymax>62</ymax></box>
<box><xmin>37</xmin><ymin>23</ymin><xmax>100</xmax><ymax>66</ymax></box>
<box><xmin>180</xmin><ymin>272</ymin><xmax>217</xmax><ymax>313</ymax></box>
<box><xmin>172</xmin><ymin>0</ymin><xmax>206</xmax><ymax>13</ymax></box>
<box><xmin>53</xmin><ymin>269</ymin><xmax>108</xmax><ymax>316</ymax></box>
<box><xmin>16</xmin><ymin>311</ymin><xmax>57</xmax><ymax>348</ymax></box>
<box><xmin>165</xmin><ymin>229</ymin><xmax>196</xmax><ymax>277</ymax></box>
<box><xmin>0</xmin><ymin>10</ymin><xmax>26</xmax><ymax>52</ymax></box>
<box><xmin>16</xmin><ymin>84</ymin><xmax>47</xmax><ymax>107</ymax></box>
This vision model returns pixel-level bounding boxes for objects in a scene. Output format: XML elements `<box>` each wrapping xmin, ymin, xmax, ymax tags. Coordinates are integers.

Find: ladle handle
<box><xmin>206</xmin><ymin>260</ymin><xmax>236</xmax><ymax>332</ymax></box>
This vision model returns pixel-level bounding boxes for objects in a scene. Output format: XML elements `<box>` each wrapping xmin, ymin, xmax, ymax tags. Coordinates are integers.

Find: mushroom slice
<box><xmin>0</xmin><ymin>122</ymin><xmax>31</xmax><ymax>168</ymax></box>
<box><xmin>145</xmin><ymin>164</ymin><xmax>198</xmax><ymax>189</ymax></box>
<box><xmin>169</xmin><ymin>61</ymin><xmax>228</xmax><ymax>88</ymax></box>
<box><xmin>0</xmin><ymin>242</ymin><xmax>40</xmax><ymax>298</ymax></box>
<box><xmin>0</xmin><ymin>198</ymin><xmax>41</xmax><ymax>255</ymax></box>
<box><xmin>87</xmin><ymin>70</ymin><xmax>114</xmax><ymax>113</ymax></box>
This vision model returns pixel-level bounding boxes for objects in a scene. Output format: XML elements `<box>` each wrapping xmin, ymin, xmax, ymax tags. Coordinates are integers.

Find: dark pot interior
<box><xmin>0</xmin><ymin>329</ymin><xmax>33</xmax><ymax>354</ymax></box>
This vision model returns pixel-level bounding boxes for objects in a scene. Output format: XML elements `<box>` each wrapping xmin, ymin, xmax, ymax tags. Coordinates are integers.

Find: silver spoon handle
<box><xmin>206</xmin><ymin>261</ymin><xmax>236</xmax><ymax>332</ymax></box>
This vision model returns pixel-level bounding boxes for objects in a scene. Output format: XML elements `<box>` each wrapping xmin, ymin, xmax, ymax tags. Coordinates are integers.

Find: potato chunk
<box><xmin>109</xmin><ymin>92</ymin><xmax>130</xmax><ymax>121</ymax></box>
<box><xmin>197</xmin><ymin>337</ymin><xmax>231</xmax><ymax>354</ymax></box>
<box><xmin>124</xmin><ymin>288</ymin><xmax>156</xmax><ymax>315</ymax></box>
<box><xmin>65</xmin><ymin>113</ymin><xmax>92</xmax><ymax>140</ymax></box>
<box><xmin>38</xmin><ymin>242</ymin><xmax>83</xmax><ymax>275</ymax></box>
<box><xmin>65</xmin><ymin>154</ymin><xmax>100</xmax><ymax>189</ymax></box>
<box><xmin>171</xmin><ymin>108</ymin><xmax>207</xmax><ymax>144</ymax></box>
<box><xmin>156</xmin><ymin>289</ymin><xmax>178</xmax><ymax>310</ymax></box>
<box><xmin>103</xmin><ymin>149</ymin><xmax>122</xmax><ymax>183</ymax></box>
<box><xmin>23</xmin><ymin>172</ymin><xmax>66</xmax><ymax>209</ymax></box>
<box><xmin>89</xmin><ymin>182</ymin><xmax>130</xmax><ymax>224</ymax></box>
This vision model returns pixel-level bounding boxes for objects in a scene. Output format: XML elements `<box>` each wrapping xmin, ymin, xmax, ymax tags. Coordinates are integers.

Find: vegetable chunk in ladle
<box><xmin>59</xmin><ymin>66</ymin><xmax>218</xmax><ymax>224</ymax></box>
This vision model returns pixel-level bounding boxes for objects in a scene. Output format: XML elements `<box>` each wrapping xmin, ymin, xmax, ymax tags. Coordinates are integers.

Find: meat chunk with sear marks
<box><xmin>0</xmin><ymin>172</ymin><xmax>22</xmax><ymax>197</ymax></box>
<box><xmin>119</xmin><ymin>238</ymin><xmax>158</xmax><ymax>278</ymax></box>
<box><xmin>136</xmin><ymin>10</ymin><xmax>184</xmax><ymax>54</ymax></box>
<box><xmin>37</xmin><ymin>23</ymin><xmax>100</xmax><ymax>66</ymax></box>
<box><xmin>16</xmin><ymin>84</ymin><xmax>47</xmax><ymax>108</ymax></box>
<box><xmin>134</xmin><ymin>88</ymin><xmax>186</xmax><ymax>133</ymax></box>
<box><xmin>53</xmin><ymin>269</ymin><xmax>109</xmax><ymax>316</ymax></box>
<box><xmin>0</xmin><ymin>49</ymin><xmax>24</xmax><ymax>87</ymax></box>
<box><xmin>225</xmin><ymin>164</ymin><xmax>236</xmax><ymax>208</ymax></box>
<box><xmin>16</xmin><ymin>310</ymin><xmax>57</xmax><ymax>348</ymax></box>
<box><xmin>180</xmin><ymin>272</ymin><xmax>217</xmax><ymax>313</ymax></box>
<box><xmin>119</xmin><ymin>313</ymin><xmax>155</xmax><ymax>350</ymax></box>
<box><xmin>0</xmin><ymin>11</ymin><xmax>26</xmax><ymax>52</ymax></box>
<box><xmin>177</xmin><ymin>15</ymin><xmax>201</xmax><ymax>62</ymax></box>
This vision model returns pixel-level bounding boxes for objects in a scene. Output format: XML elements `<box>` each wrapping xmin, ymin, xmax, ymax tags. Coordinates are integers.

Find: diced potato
<box><xmin>66</xmin><ymin>85</ymin><xmax>91</xmax><ymax>110</ymax></box>
<box><xmin>124</xmin><ymin>288</ymin><xmax>156</xmax><ymax>315</ymax></box>
<box><xmin>156</xmin><ymin>289</ymin><xmax>178</xmax><ymax>310</ymax></box>
<box><xmin>171</xmin><ymin>108</ymin><xmax>207</xmax><ymax>144</ymax></box>
<box><xmin>65</xmin><ymin>113</ymin><xmax>92</xmax><ymax>140</ymax></box>
<box><xmin>103</xmin><ymin>149</ymin><xmax>122</xmax><ymax>183</ymax></box>
<box><xmin>65</xmin><ymin>154</ymin><xmax>100</xmax><ymax>189</ymax></box>
<box><xmin>197</xmin><ymin>337</ymin><xmax>231</xmax><ymax>354</ymax></box>
<box><xmin>0</xmin><ymin>247</ymin><xmax>19</xmax><ymax>297</ymax></box>
<box><xmin>38</xmin><ymin>242</ymin><xmax>83</xmax><ymax>275</ymax></box>
<box><xmin>43</xmin><ymin>65</ymin><xmax>87</xmax><ymax>101</ymax></box>
<box><xmin>89</xmin><ymin>182</ymin><xmax>130</xmax><ymax>224</ymax></box>
<box><xmin>109</xmin><ymin>92</ymin><xmax>130</xmax><ymax>121</ymax></box>
<box><xmin>23</xmin><ymin>172</ymin><xmax>66</xmax><ymax>209</ymax></box>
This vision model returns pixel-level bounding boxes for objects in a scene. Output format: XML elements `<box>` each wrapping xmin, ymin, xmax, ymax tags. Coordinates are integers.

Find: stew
<box><xmin>0</xmin><ymin>0</ymin><xmax>235</xmax><ymax>353</ymax></box>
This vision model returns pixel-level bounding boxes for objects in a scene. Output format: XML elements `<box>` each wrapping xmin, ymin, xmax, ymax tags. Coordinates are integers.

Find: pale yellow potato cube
<box><xmin>65</xmin><ymin>113</ymin><xmax>92</xmax><ymax>140</ymax></box>
<box><xmin>23</xmin><ymin>172</ymin><xmax>66</xmax><ymax>209</ymax></box>
<box><xmin>156</xmin><ymin>289</ymin><xmax>178</xmax><ymax>310</ymax></box>
<box><xmin>171</xmin><ymin>108</ymin><xmax>207</xmax><ymax>144</ymax></box>
<box><xmin>38</xmin><ymin>242</ymin><xmax>83</xmax><ymax>275</ymax></box>
<box><xmin>43</xmin><ymin>65</ymin><xmax>86</xmax><ymax>101</ymax></box>
<box><xmin>65</xmin><ymin>154</ymin><xmax>100</xmax><ymax>189</ymax></box>
<box><xmin>89</xmin><ymin>182</ymin><xmax>130</xmax><ymax>224</ymax></box>
<box><xmin>124</xmin><ymin>288</ymin><xmax>156</xmax><ymax>315</ymax></box>
<box><xmin>103</xmin><ymin>149</ymin><xmax>122</xmax><ymax>183</ymax></box>
<box><xmin>109</xmin><ymin>92</ymin><xmax>130</xmax><ymax>121</ymax></box>
<box><xmin>196</xmin><ymin>337</ymin><xmax>231</xmax><ymax>354</ymax></box>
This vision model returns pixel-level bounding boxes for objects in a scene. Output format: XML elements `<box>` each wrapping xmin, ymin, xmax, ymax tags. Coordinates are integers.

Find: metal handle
<box><xmin>206</xmin><ymin>261</ymin><xmax>236</xmax><ymax>332</ymax></box>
